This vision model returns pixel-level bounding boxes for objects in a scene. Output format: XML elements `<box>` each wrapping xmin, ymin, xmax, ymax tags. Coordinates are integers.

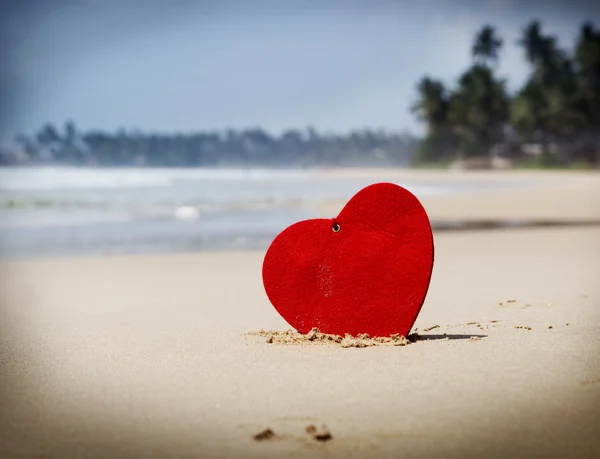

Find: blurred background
<box><xmin>1</xmin><ymin>0</ymin><xmax>599</xmax><ymax>259</ymax></box>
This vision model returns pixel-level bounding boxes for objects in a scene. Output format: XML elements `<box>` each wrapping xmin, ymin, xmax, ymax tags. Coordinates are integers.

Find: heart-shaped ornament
<box><xmin>262</xmin><ymin>182</ymin><xmax>434</xmax><ymax>338</ymax></box>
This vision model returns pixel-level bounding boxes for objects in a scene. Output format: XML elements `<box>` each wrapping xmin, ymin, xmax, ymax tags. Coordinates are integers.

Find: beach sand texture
<box><xmin>1</xmin><ymin>171</ymin><xmax>599</xmax><ymax>459</ymax></box>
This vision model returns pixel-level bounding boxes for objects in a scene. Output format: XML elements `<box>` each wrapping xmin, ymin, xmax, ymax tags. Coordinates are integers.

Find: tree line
<box><xmin>412</xmin><ymin>20</ymin><xmax>600</xmax><ymax>167</ymax></box>
<box><xmin>1</xmin><ymin>124</ymin><xmax>418</xmax><ymax>168</ymax></box>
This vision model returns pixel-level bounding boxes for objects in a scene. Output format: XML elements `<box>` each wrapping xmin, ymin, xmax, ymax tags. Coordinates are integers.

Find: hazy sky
<box><xmin>1</xmin><ymin>0</ymin><xmax>599</xmax><ymax>142</ymax></box>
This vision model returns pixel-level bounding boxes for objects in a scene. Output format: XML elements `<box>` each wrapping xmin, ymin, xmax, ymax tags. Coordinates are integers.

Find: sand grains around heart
<box><xmin>248</xmin><ymin>328</ymin><xmax>411</xmax><ymax>348</ymax></box>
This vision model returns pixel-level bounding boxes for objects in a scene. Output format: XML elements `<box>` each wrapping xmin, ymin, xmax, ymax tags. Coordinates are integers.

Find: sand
<box><xmin>249</xmin><ymin>328</ymin><xmax>411</xmax><ymax>347</ymax></box>
<box><xmin>314</xmin><ymin>169</ymin><xmax>600</xmax><ymax>220</ymax></box>
<box><xmin>1</xmin><ymin>170</ymin><xmax>600</xmax><ymax>459</ymax></box>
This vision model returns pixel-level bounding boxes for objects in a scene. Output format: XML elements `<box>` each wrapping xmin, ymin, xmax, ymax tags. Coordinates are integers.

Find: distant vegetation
<box><xmin>0</xmin><ymin>125</ymin><xmax>417</xmax><ymax>168</ymax></box>
<box><xmin>1</xmin><ymin>20</ymin><xmax>598</xmax><ymax>169</ymax></box>
<box><xmin>412</xmin><ymin>20</ymin><xmax>600</xmax><ymax>168</ymax></box>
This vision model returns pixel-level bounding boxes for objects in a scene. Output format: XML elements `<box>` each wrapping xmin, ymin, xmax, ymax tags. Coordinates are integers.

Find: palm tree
<box><xmin>411</xmin><ymin>77</ymin><xmax>449</xmax><ymax>129</ymax></box>
<box><xmin>449</xmin><ymin>65</ymin><xmax>510</xmax><ymax>157</ymax></box>
<box><xmin>511</xmin><ymin>79</ymin><xmax>547</xmax><ymax>142</ymax></box>
<box><xmin>575</xmin><ymin>23</ymin><xmax>600</xmax><ymax>114</ymax></box>
<box><xmin>410</xmin><ymin>77</ymin><xmax>456</xmax><ymax>163</ymax></box>
<box><xmin>515</xmin><ymin>20</ymin><xmax>582</xmax><ymax>164</ymax></box>
<box><xmin>517</xmin><ymin>20</ymin><xmax>562</xmax><ymax>85</ymax></box>
<box><xmin>518</xmin><ymin>21</ymin><xmax>546</xmax><ymax>65</ymax></box>
<box><xmin>472</xmin><ymin>25</ymin><xmax>503</xmax><ymax>67</ymax></box>
<box><xmin>574</xmin><ymin>22</ymin><xmax>600</xmax><ymax>165</ymax></box>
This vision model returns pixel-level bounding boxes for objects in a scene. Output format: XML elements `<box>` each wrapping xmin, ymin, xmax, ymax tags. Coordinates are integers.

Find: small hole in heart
<box><xmin>332</xmin><ymin>222</ymin><xmax>341</xmax><ymax>233</ymax></box>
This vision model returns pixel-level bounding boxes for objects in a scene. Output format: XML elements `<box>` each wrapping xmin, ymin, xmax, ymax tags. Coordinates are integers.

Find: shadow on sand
<box><xmin>431</xmin><ymin>218</ymin><xmax>600</xmax><ymax>233</ymax></box>
<box><xmin>411</xmin><ymin>333</ymin><xmax>488</xmax><ymax>341</ymax></box>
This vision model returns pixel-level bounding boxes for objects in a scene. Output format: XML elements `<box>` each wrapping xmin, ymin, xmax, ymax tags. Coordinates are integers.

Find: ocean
<box><xmin>0</xmin><ymin>167</ymin><xmax>526</xmax><ymax>259</ymax></box>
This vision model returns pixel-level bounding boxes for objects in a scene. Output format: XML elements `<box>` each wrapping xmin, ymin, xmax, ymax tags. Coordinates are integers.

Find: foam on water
<box><xmin>0</xmin><ymin>167</ymin><xmax>308</xmax><ymax>192</ymax></box>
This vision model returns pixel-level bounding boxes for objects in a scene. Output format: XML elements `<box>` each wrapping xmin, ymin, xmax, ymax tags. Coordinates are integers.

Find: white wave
<box><xmin>0</xmin><ymin>209</ymin><xmax>134</xmax><ymax>229</ymax></box>
<box><xmin>174</xmin><ymin>206</ymin><xmax>201</xmax><ymax>221</ymax></box>
<box><xmin>0</xmin><ymin>167</ymin><xmax>309</xmax><ymax>192</ymax></box>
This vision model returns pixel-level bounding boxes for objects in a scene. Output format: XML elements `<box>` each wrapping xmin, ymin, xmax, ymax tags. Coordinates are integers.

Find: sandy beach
<box><xmin>1</xmin><ymin>170</ymin><xmax>599</xmax><ymax>459</ymax></box>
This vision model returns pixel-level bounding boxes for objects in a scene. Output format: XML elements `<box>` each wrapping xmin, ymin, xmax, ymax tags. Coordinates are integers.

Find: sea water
<box><xmin>0</xmin><ymin>167</ymin><xmax>526</xmax><ymax>259</ymax></box>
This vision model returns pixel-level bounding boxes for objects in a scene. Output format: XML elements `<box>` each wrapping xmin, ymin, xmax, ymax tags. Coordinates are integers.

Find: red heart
<box><xmin>262</xmin><ymin>182</ymin><xmax>434</xmax><ymax>338</ymax></box>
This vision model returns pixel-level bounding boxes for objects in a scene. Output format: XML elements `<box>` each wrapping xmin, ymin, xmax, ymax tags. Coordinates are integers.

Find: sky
<box><xmin>1</xmin><ymin>0</ymin><xmax>599</xmax><ymax>142</ymax></box>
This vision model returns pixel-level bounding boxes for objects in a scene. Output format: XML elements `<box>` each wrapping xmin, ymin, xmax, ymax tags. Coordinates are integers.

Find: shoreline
<box><xmin>2</xmin><ymin>169</ymin><xmax>600</xmax><ymax>261</ymax></box>
<box><xmin>2</xmin><ymin>217</ymin><xmax>600</xmax><ymax>263</ymax></box>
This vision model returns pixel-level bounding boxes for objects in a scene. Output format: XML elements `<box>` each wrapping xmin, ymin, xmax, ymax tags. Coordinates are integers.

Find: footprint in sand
<box><xmin>247</xmin><ymin>416</ymin><xmax>333</xmax><ymax>445</ymax></box>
